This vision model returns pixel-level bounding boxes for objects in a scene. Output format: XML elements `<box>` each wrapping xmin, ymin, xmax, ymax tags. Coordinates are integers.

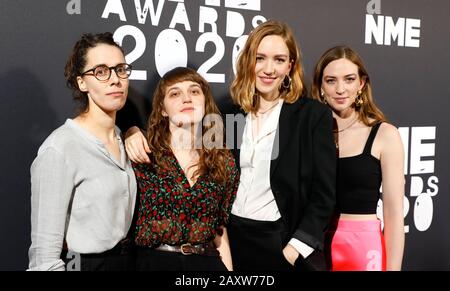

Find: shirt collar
<box><xmin>245</xmin><ymin>99</ymin><xmax>283</xmax><ymax>143</ymax></box>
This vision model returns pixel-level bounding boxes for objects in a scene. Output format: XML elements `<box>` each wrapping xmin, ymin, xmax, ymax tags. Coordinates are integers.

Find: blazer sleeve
<box><xmin>293</xmin><ymin>107</ymin><xmax>336</xmax><ymax>251</ymax></box>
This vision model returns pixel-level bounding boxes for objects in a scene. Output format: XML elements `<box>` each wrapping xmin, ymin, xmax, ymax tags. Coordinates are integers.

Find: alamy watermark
<box><xmin>166</xmin><ymin>112</ymin><xmax>280</xmax><ymax>160</ymax></box>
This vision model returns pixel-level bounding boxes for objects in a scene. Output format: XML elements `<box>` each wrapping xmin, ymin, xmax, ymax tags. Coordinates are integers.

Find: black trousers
<box><xmin>77</xmin><ymin>253</ymin><xmax>135</xmax><ymax>271</ymax></box>
<box><xmin>228</xmin><ymin>214</ymin><xmax>324</xmax><ymax>271</ymax></box>
<box><xmin>136</xmin><ymin>247</ymin><xmax>228</xmax><ymax>271</ymax></box>
<box><xmin>62</xmin><ymin>240</ymin><xmax>136</xmax><ymax>271</ymax></box>
<box><xmin>228</xmin><ymin>214</ymin><xmax>293</xmax><ymax>271</ymax></box>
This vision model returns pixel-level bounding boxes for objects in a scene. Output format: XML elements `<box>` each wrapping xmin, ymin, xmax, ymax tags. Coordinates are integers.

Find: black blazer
<box><xmin>231</xmin><ymin>97</ymin><xmax>336</xmax><ymax>252</ymax></box>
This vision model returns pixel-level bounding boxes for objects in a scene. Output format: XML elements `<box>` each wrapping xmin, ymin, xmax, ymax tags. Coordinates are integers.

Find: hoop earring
<box><xmin>282</xmin><ymin>75</ymin><xmax>292</xmax><ymax>91</ymax></box>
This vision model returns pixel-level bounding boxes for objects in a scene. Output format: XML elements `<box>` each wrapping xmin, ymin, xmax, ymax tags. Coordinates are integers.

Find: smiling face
<box><xmin>254</xmin><ymin>35</ymin><xmax>292</xmax><ymax>100</ymax></box>
<box><xmin>76</xmin><ymin>44</ymin><xmax>129</xmax><ymax>115</ymax></box>
<box><xmin>162</xmin><ymin>80</ymin><xmax>206</xmax><ymax>127</ymax></box>
<box><xmin>321</xmin><ymin>58</ymin><xmax>365</xmax><ymax>116</ymax></box>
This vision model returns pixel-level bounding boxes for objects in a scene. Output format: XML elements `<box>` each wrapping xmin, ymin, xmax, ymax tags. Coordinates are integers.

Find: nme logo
<box><xmin>364</xmin><ymin>0</ymin><xmax>421</xmax><ymax>47</ymax></box>
<box><xmin>400</xmin><ymin>126</ymin><xmax>438</xmax><ymax>233</ymax></box>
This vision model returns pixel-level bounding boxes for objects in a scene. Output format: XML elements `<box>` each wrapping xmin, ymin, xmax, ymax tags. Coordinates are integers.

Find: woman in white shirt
<box><xmin>227</xmin><ymin>19</ymin><xmax>336</xmax><ymax>271</ymax></box>
<box><xmin>28</xmin><ymin>32</ymin><xmax>137</xmax><ymax>271</ymax></box>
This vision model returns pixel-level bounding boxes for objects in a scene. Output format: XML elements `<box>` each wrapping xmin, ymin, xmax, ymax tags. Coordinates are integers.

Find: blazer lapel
<box><xmin>270</xmin><ymin>101</ymin><xmax>296</xmax><ymax>178</ymax></box>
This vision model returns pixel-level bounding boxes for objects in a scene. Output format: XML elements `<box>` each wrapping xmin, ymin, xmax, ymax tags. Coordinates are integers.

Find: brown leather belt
<box><xmin>154</xmin><ymin>242</ymin><xmax>219</xmax><ymax>257</ymax></box>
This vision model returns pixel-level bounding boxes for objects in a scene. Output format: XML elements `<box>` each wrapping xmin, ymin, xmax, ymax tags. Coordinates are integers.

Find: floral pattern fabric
<box><xmin>133</xmin><ymin>151</ymin><xmax>239</xmax><ymax>247</ymax></box>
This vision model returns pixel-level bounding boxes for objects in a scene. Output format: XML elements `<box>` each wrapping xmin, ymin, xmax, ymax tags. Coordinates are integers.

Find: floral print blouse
<box><xmin>133</xmin><ymin>151</ymin><xmax>239</xmax><ymax>247</ymax></box>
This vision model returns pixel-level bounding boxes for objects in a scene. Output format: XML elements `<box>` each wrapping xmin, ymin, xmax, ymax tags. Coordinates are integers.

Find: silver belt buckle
<box><xmin>180</xmin><ymin>243</ymin><xmax>193</xmax><ymax>255</ymax></box>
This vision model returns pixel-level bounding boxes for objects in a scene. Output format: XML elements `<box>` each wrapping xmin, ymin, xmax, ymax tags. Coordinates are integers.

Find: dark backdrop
<box><xmin>1</xmin><ymin>0</ymin><xmax>448</xmax><ymax>270</ymax></box>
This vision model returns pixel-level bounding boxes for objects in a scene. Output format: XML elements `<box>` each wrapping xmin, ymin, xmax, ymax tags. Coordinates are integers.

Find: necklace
<box><xmin>333</xmin><ymin>116</ymin><xmax>358</xmax><ymax>149</ymax></box>
<box><xmin>257</xmin><ymin>99</ymin><xmax>279</xmax><ymax>115</ymax></box>
<box><xmin>333</xmin><ymin>116</ymin><xmax>358</xmax><ymax>133</ymax></box>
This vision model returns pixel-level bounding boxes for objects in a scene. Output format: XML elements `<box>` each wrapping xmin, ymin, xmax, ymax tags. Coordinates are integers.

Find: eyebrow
<box><xmin>324</xmin><ymin>73</ymin><xmax>357</xmax><ymax>79</ymax></box>
<box><xmin>256</xmin><ymin>53</ymin><xmax>289</xmax><ymax>58</ymax></box>
<box><xmin>167</xmin><ymin>83</ymin><xmax>201</xmax><ymax>91</ymax></box>
<box><xmin>91</xmin><ymin>63</ymin><xmax>124</xmax><ymax>68</ymax></box>
<box><xmin>189</xmin><ymin>84</ymin><xmax>201</xmax><ymax>90</ymax></box>
<box><xmin>83</xmin><ymin>63</ymin><xmax>108</xmax><ymax>70</ymax></box>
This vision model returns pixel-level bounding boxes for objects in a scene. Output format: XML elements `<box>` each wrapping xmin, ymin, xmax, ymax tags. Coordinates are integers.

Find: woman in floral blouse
<box><xmin>130</xmin><ymin>67</ymin><xmax>239</xmax><ymax>271</ymax></box>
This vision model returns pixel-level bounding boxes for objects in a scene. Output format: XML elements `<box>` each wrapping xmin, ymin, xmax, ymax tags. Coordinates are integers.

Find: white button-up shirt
<box><xmin>232</xmin><ymin>99</ymin><xmax>283</xmax><ymax>220</ymax></box>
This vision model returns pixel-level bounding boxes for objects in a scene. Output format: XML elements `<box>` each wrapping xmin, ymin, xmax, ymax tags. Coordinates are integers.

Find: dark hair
<box><xmin>64</xmin><ymin>32</ymin><xmax>124</xmax><ymax>114</ymax></box>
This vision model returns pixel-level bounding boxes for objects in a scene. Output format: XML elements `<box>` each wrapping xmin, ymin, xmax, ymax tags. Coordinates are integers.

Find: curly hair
<box><xmin>64</xmin><ymin>32</ymin><xmax>124</xmax><ymax>114</ymax></box>
<box><xmin>146</xmin><ymin>67</ymin><xmax>233</xmax><ymax>185</ymax></box>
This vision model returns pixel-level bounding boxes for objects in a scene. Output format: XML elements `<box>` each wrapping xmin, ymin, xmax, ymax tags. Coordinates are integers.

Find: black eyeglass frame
<box><xmin>81</xmin><ymin>63</ymin><xmax>132</xmax><ymax>81</ymax></box>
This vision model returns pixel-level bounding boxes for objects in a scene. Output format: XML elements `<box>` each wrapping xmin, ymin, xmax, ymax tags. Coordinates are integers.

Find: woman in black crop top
<box><xmin>311</xmin><ymin>46</ymin><xmax>405</xmax><ymax>271</ymax></box>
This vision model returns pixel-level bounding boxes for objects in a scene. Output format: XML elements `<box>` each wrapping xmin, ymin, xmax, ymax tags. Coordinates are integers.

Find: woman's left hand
<box><xmin>282</xmin><ymin>244</ymin><xmax>300</xmax><ymax>266</ymax></box>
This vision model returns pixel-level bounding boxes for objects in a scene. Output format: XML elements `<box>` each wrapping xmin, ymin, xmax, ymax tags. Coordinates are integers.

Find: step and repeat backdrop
<box><xmin>1</xmin><ymin>0</ymin><xmax>448</xmax><ymax>270</ymax></box>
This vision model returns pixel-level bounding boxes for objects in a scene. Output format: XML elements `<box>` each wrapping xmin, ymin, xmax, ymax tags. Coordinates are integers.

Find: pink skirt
<box><xmin>326</xmin><ymin>218</ymin><xmax>386</xmax><ymax>271</ymax></box>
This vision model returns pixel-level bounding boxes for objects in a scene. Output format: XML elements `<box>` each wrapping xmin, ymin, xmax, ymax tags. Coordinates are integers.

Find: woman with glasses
<box><xmin>28</xmin><ymin>32</ymin><xmax>137</xmax><ymax>271</ymax></box>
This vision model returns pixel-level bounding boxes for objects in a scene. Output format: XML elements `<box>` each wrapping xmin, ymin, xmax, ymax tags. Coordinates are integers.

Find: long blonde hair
<box><xmin>311</xmin><ymin>45</ymin><xmax>386</xmax><ymax>126</ymax></box>
<box><xmin>146</xmin><ymin>67</ymin><xmax>232</xmax><ymax>185</ymax></box>
<box><xmin>230</xmin><ymin>19</ymin><xmax>306</xmax><ymax>113</ymax></box>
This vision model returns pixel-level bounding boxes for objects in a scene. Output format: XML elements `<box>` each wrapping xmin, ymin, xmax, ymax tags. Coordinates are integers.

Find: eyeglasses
<box><xmin>81</xmin><ymin>63</ymin><xmax>132</xmax><ymax>81</ymax></box>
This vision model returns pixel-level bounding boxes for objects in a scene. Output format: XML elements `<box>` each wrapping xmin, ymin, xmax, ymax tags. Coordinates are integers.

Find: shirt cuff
<box><xmin>288</xmin><ymin>238</ymin><xmax>315</xmax><ymax>259</ymax></box>
<box><xmin>27</xmin><ymin>259</ymin><xmax>66</xmax><ymax>271</ymax></box>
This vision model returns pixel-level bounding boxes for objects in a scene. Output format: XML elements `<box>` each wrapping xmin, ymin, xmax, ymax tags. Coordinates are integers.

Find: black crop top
<box><xmin>336</xmin><ymin>123</ymin><xmax>382</xmax><ymax>214</ymax></box>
